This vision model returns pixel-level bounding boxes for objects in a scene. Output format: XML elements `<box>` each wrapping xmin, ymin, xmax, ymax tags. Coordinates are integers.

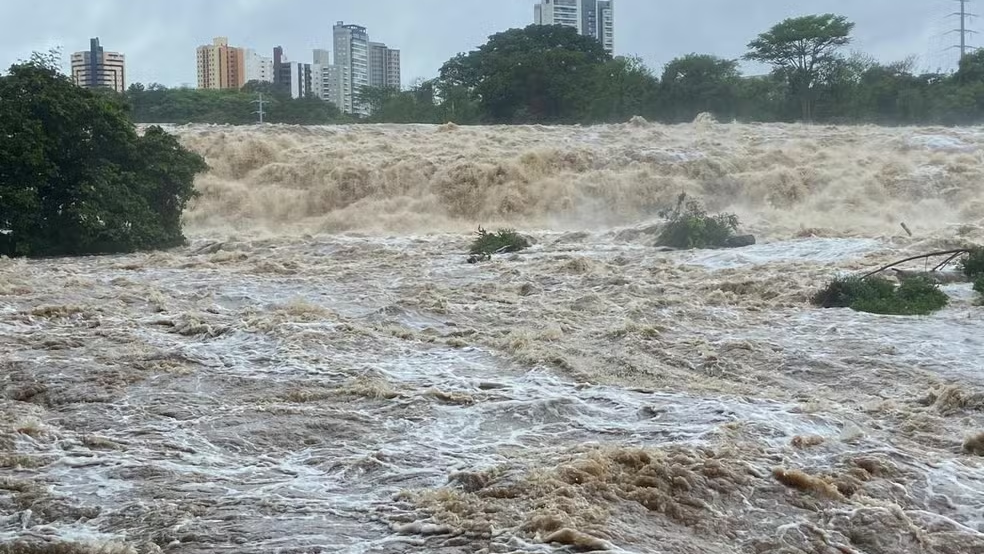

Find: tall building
<box><xmin>322</xmin><ymin>64</ymin><xmax>341</xmax><ymax>105</ymax></box>
<box><xmin>369</xmin><ymin>42</ymin><xmax>401</xmax><ymax>90</ymax></box>
<box><xmin>534</xmin><ymin>0</ymin><xmax>615</xmax><ymax>54</ymax></box>
<box><xmin>197</xmin><ymin>37</ymin><xmax>246</xmax><ymax>90</ymax></box>
<box><xmin>597</xmin><ymin>1</ymin><xmax>614</xmax><ymax>54</ymax></box>
<box><xmin>534</xmin><ymin>0</ymin><xmax>580</xmax><ymax>30</ymax></box>
<box><xmin>291</xmin><ymin>62</ymin><xmax>314</xmax><ymax>98</ymax></box>
<box><xmin>70</xmin><ymin>38</ymin><xmax>126</xmax><ymax>93</ymax></box>
<box><xmin>273</xmin><ymin>46</ymin><xmax>291</xmax><ymax>92</ymax></box>
<box><xmin>244</xmin><ymin>48</ymin><xmax>274</xmax><ymax>83</ymax></box>
<box><xmin>333</xmin><ymin>21</ymin><xmax>370</xmax><ymax>115</ymax></box>
<box><xmin>311</xmin><ymin>50</ymin><xmax>331</xmax><ymax>101</ymax></box>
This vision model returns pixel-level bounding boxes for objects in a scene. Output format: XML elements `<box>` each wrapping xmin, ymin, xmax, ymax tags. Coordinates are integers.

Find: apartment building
<box><xmin>196</xmin><ymin>37</ymin><xmax>245</xmax><ymax>89</ymax></box>
<box><xmin>534</xmin><ymin>0</ymin><xmax>615</xmax><ymax>54</ymax></box>
<box><xmin>70</xmin><ymin>38</ymin><xmax>126</xmax><ymax>93</ymax></box>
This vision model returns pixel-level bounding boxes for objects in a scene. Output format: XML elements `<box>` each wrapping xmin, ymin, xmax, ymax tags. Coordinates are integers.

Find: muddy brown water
<box><xmin>3</xmin><ymin>121</ymin><xmax>984</xmax><ymax>553</ymax></box>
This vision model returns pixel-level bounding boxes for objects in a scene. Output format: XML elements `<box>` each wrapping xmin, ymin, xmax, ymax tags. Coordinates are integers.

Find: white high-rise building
<box><xmin>534</xmin><ymin>0</ymin><xmax>581</xmax><ymax>30</ymax></box>
<box><xmin>333</xmin><ymin>21</ymin><xmax>370</xmax><ymax>116</ymax></box>
<box><xmin>244</xmin><ymin>48</ymin><xmax>274</xmax><ymax>83</ymax></box>
<box><xmin>369</xmin><ymin>42</ymin><xmax>401</xmax><ymax>90</ymax></box>
<box><xmin>534</xmin><ymin>0</ymin><xmax>614</xmax><ymax>54</ymax></box>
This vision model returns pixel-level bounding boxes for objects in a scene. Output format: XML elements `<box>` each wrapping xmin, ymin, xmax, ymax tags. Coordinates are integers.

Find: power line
<box><xmin>252</xmin><ymin>93</ymin><xmax>268</xmax><ymax>124</ymax></box>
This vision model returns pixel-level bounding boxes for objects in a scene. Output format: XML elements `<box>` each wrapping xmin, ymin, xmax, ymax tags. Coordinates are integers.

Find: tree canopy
<box><xmin>745</xmin><ymin>14</ymin><xmax>855</xmax><ymax>121</ymax></box>
<box><xmin>438</xmin><ymin>24</ymin><xmax>615</xmax><ymax>123</ymax></box>
<box><xmin>125</xmin><ymin>82</ymin><xmax>347</xmax><ymax>125</ymax></box>
<box><xmin>659</xmin><ymin>54</ymin><xmax>742</xmax><ymax>122</ymax></box>
<box><xmin>0</xmin><ymin>54</ymin><xmax>208</xmax><ymax>258</ymax></box>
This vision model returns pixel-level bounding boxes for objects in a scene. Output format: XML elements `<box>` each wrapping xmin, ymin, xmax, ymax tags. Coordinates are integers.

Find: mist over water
<box><xmin>3</xmin><ymin>120</ymin><xmax>984</xmax><ymax>553</ymax></box>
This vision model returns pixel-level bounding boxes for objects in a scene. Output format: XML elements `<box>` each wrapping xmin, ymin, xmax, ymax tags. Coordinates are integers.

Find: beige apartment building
<box><xmin>197</xmin><ymin>37</ymin><xmax>246</xmax><ymax>90</ymax></box>
<box><xmin>70</xmin><ymin>38</ymin><xmax>126</xmax><ymax>93</ymax></box>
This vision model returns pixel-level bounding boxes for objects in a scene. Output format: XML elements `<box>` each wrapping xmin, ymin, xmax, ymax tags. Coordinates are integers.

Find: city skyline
<box><xmin>0</xmin><ymin>0</ymin><xmax>970</xmax><ymax>88</ymax></box>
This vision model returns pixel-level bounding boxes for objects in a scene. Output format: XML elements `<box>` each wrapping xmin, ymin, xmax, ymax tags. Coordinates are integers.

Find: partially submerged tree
<box><xmin>812</xmin><ymin>248</ymin><xmax>984</xmax><ymax>315</ymax></box>
<box><xmin>812</xmin><ymin>275</ymin><xmax>949</xmax><ymax>316</ymax></box>
<box><xmin>0</xmin><ymin>54</ymin><xmax>208</xmax><ymax>257</ymax></box>
<box><xmin>655</xmin><ymin>195</ymin><xmax>747</xmax><ymax>249</ymax></box>
<box><xmin>467</xmin><ymin>228</ymin><xmax>531</xmax><ymax>263</ymax></box>
<box><xmin>745</xmin><ymin>14</ymin><xmax>855</xmax><ymax>122</ymax></box>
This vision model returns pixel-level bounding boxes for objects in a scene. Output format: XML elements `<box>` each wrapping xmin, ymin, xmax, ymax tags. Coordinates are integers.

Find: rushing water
<box><xmin>3</xmin><ymin>120</ymin><xmax>984</xmax><ymax>553</ymax></box>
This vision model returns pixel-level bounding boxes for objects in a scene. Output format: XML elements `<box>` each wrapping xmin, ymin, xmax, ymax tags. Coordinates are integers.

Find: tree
<box><xmin>745</xmin><ymin>14</ymin><xmax>855</xmax><ymax>122</ymax></box>
<box><xmin>438</xmin><ymin>24</ymin><xmax>612</xmax><ymax>123</ymax></box>
<box><xmin>0</xmin><ymin>56</ymin><xmax>208</xmax><ymax>257</ymax></box>
<box><xmin>956</xmin><ymin>49</ymin><xmax>984</xmax><ymax>84</ymax></box>
<box><xmin>659</xmin><ymin>54</ymin><xmax>741</xmax><ymax>122</ymax></box>
<box><xmin>588</xmin><ymin>56</ymin><xmax>659</xmax><ymax>122</ymax></box>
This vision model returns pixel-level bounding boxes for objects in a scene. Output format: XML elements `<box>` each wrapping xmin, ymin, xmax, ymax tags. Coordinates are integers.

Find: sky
<box><xmin>0</xmin><ymin>0</ymin><xmax>968</xmax><ymax>87</ymax></box>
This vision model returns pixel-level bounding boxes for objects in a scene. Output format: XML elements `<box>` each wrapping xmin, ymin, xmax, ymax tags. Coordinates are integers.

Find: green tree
<box><xmin>438</xmin><ymin>24</ymin><xmax>612</xmax><ymax>123</ymax></box>
<box><xmin>745</xmin><ymin>14</ymin><xmax>855</xmax><ymax>122</ymax></box>
<box><xmin>956</xmin><ymin>49</ymin><xmax>984</xmax><ymax>84</ymax></box>
<box><xmin>588</xmin><ymin>56</ymin><xmax>660</xmax><ymax>122</ymax></box>
<box><xmin>124</xmin><ymin>83</ymin><xmax>345</xmax><ymax>125</ymax></box>
<box><xmin>0</xmin><ymin>56</ymin><xmax>207</xmax><ymax>257</ymax></box>
<box><xmin>659</xmin><ymin>54</ymin><xmax>741</xmax><ymax>122</ymax></box>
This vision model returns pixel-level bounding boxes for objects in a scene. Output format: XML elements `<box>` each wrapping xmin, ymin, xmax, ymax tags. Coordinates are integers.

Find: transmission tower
<box><xmin>252</xmin><ymin>93</ymin><xmax>268</xmax><ymax>124</ymax></box>
<box><xmin>950</xmin><ymin>0</ymin><xmax>978</xmax><ymax>58</ymax></box>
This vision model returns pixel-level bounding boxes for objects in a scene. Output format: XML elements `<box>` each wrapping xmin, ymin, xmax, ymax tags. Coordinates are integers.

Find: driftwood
<box><xmin>860</xmin><ymin>249</ymin><xmax>972</xmax><ymax>280</ymax></box>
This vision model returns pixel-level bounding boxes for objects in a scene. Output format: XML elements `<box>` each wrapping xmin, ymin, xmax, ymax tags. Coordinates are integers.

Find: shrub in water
<box><xmin>961</xmin><ymin>248</ymin><xmax>984</xmax><ymax>280</ymax></box>
<box><xmin>656</xmin><ymin>194</ymin><xmax>740</xmax><ymax>249</ymax></box>
<box><xmin>812</xmin><ymin>275</ymin><xmax>948</xmax><ymax>316</ymax></box>
<box><xmin>469</xmin><ymin>228</ymin><xmax>531</xmax><ymax>257</ymax></box>
<box><xmin>810</xmin><ymin>276</ymin><xmax>895</xmax><ymax>309</ymax></box>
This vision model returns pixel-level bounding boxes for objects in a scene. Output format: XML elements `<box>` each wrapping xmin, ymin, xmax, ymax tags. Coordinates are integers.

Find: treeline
<box><xmin>123</xmin><ymin>15</ymin><xmax>984</xmax><ymax>126</ymax></box>
<box><xmin>124</xmin><ymin>81</ymin><xmax>349</xmax><ymax>125</ymax></box>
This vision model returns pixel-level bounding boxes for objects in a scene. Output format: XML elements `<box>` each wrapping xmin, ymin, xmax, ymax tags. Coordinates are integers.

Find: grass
<box><xmin>468</xmin><ymin>228</ymin><xmax>531</xmax><ymax>257</ymax></box>
<box><xmin>812</xmin><ymin>275</ymin><xmax>949</xmax><ymax>316</ymax></box>
<box><xmin>655</xmin><ymin>194</ymin><xmax>740</xmax><ymax>249</ymax></box>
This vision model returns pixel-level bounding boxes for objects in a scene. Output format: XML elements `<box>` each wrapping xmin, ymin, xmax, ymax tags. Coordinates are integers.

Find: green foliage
<box><xmin>125</xmin><ymin>82</ymin><xmax>347</xmax><ymax>125</ymax></box>
<box><xmin>438</xmin><ymin>24</ymin><xmax>618</xmax><ymax>123</ymax></box>
<box><xmin>811</xmin><ymin>276</ymin><xmax>895</xmax><ymax>308</ymax></box>
<box><xmin>812</xmin><ymin>276</ymin><xmax>949</xmax><ymax>316</ymax></box>
<box><xmin>960</xmin><ymin>248</ymin><xmax>984</xmax><ymax>279</ymax></box>
<box><xmin>659</xmin><ymin>54</ymin><xmax>741</xmax><ymax>122</ymax></box>
<box><xmin>0</xmin><ymin>58</ymin><xmax>207</xmax><ymax>258</ymax></box>
<box><xmin>745</xmin><ymin>14</ymin><xmax>855</xmax><ymax>121</ymax></box>
<box><xmin>656</xmin><ymin>195</ymin><xmax>740</xmax><ymax>249</ymax></box>
<box><xmin>468</xmin><ymin>228</ymin><xmax>531</xmax><ymax>256</ymax></box>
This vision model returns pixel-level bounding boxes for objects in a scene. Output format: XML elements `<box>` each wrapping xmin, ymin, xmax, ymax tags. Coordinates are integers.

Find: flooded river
<box><xmin>2</xmin><ymin>120</ymin><xmax>984</xmax><ymax>553</ymax></box>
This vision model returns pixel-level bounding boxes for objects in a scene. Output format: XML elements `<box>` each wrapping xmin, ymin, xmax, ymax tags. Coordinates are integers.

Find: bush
<box><xmin>810</xmin><ymin>276</ymin><xmax>896</xmax><ymax>308</ymax></box>
<box><xmin>0</xmin><ymin>54</ymin><xmax>207</xmax><ymax>258</ymax></box>
<box><xmin>961</xmin><ymin>248</ymin><xmax>984</xmax><ymax>279</ymax></box>
<box><xmin>469</xmin><ymin>228</ymin><xmax>531</xmax><ymax>257</ymax></box>
<box><xmin>812</xmin><ymin>275</ymin><xmax>949</xmax><ymax>316</ymax></box>
<box><xmin>656</xmin><ymin>194</ymin><xmax>740</xmax><ymax>249</ymax></box>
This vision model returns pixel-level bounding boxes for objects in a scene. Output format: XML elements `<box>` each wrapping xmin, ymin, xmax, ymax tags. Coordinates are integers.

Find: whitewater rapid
<box><xmin>2</xmin><ymin>121</ymin><xmax>984</xmax><ymax>554</ymax></box>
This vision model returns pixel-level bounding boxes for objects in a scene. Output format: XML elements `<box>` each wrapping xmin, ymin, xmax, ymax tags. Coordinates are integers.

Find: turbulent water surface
<box><xmin>3</xmin><ymin>120</ymin><xmax>984</xmax><ymax>553</ymax></box>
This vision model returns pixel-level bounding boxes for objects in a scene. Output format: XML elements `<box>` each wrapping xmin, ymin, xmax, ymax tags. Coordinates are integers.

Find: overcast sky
<box><xmin>0</xmin><ymin>0</ymin><xmax>967</xmax><ymax>87</ymax></box>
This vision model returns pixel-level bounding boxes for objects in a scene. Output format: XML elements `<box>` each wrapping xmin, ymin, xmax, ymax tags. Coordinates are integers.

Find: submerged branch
<box><xmin>860</xmin><ymin>249</ymin><xmax>971</xmax><ymax>280</ymax></box>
